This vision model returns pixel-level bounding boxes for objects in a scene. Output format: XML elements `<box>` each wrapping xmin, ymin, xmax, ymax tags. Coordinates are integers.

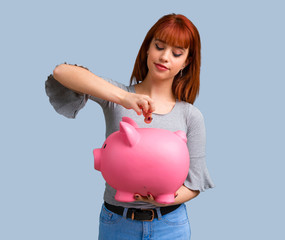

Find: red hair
<box><xmin>130</xmin><ymin>13</ymin><xmax>201</xmax><ymax>104</ymax></box>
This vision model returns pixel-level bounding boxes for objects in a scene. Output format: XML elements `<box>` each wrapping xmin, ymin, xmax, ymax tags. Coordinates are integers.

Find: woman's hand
<box><xmin>134</xmin><ymin>193</ymin><xmax>172</xmax><ymax>207</ymax></box>
<box><xmin>133</xmin><ymin>185</ymin><xmax>200</xmax><ymax>206</ymax></box>
<box><xmin>120</xmin><ymin>92</ymin><xmax>155</xmax><ymax>124</ymax></box>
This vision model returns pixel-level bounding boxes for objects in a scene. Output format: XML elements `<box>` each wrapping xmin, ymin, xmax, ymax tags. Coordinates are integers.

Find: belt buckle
<box><xmin>142</xmin><ymin>209</ymin><xmax>155</xmax><ymax>222</ymax></box>
<box><xmin>131</xmin><ymin>209</ymin><xmax>155</xmax><ymax>221</ymax></box>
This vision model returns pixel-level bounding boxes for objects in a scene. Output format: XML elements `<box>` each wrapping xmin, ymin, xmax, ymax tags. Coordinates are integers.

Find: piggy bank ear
<box><xmin>174</xmin><ymin>130</ymin><xmax>187</xmax><ymax>143</ymax></box>
<box><xmin>120</xmin><ymin>122</ymin><xmax>140</xmax><ymax>147</ymax></box>
<box><xmin>122</xmin><ymin>117</ymin><xmax>139</xmax><ymax>128</ymax></box>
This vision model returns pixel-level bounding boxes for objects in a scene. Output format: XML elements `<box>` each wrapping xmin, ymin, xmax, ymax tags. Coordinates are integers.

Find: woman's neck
<box><xmin>135</xmin><ymin>74</ymin><xmax>176</xmax><ymax>103</ymax></box>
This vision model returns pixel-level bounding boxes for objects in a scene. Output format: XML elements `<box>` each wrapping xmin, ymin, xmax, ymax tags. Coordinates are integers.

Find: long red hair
<box><xmin>130</xmin><ymin>13</ymin><xmax>201</xmax><ymax>104</ymax></box>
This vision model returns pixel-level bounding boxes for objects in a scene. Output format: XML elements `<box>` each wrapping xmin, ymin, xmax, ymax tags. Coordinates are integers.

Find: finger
<box><xmin>139</xmin><ymin>100</ymin><xmax>149</xmax><ymax>115</ymax></box>
<box><xmin>134</xmin><ymin>194</ymin><xmax>144</xmax><ymax>201</ymax></box>
<box><xmin>147</xmin><ymin>99</ymin><xmax>155</xmax><ymax>113</ymax></box>
<box><xmin>133</xmin><ymin>105</ymin><xmax>142</xmax><ymax>115</ymax></box>
<box><xmin>144</xmin><ymin>113</ymin><xmax>153</xmax><ymax>124</ymax></box>
<box><xmin>143</xmin><ymin>97</ymin><xmax>155</xmax><ymax>114</ymax></box>
<box><xmin>147</xmin><ymin>193</ymin><xmax>154</xmax><ymax>201</ymax></box>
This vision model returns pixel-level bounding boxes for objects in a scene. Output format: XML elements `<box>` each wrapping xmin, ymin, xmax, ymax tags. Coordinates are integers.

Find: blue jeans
<box><xmin>98</xmin><ymin>203</ymin><xmax>191</xmax><ymax>240</ymax></box>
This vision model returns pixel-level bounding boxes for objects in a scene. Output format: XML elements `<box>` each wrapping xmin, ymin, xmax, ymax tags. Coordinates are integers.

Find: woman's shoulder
<box><xmin>176</xmin><ymin>100</ymin><xmax>204</xmax><ymax>121</ymax></box>
<box><xmin>175</xmin><ymin>101</ymin><xmax>206</xmax><ymax>137</ymax></box>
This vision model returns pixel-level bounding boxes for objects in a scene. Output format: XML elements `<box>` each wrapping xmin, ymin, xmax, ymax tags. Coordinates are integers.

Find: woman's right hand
<box><xmin>120</xmin><ymin>92</ymin><xmax>155</xmax><ymax>124</ymax></box>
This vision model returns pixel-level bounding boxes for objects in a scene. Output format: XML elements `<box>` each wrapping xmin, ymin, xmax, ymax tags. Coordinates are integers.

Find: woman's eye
<box><xmin>103</xmin><ymin>143</ymin><xmax>107</xmax><ymax>149</ymax></box>
<box><xmin>173</xmin><ymin>52</ymin><xmax>182</xmax><ymax>57</ymax></box>
<box><xmin>155</xmin><ymin>43</ymin><xmax>164</xmax><ymax>50</ymax></box>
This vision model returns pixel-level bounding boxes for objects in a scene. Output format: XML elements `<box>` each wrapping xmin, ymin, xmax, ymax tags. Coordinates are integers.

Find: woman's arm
<box><xmin>172</xmin><ymin>185</ymin><xmax>200</xmax><ymax>204</ymax></box>
<box><xmin>53</xmin><ymin>64</ymin><xmax>154</xmax><ymax>120</ymax></box>
<box><xmin>134</xmin><ymin>185</ymin><xmax>200</xmax><ymax>207</ymax></box>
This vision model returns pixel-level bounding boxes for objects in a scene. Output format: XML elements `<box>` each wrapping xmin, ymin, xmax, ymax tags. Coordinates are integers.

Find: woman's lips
<box><xmin>154</xmin><ymin>63</ymin><xmax>169</xmax><ymax>71</ymax></box>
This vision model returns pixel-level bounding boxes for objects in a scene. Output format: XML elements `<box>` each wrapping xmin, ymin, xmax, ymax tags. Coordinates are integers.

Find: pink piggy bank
<box><xmin>93</xmin><ymin>117</ymin><xmax>190</xmax><ymax>204</ymax></box>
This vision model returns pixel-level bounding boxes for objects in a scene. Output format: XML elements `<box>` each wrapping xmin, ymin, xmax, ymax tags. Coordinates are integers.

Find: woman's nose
<box><xmin>159</xmin><ymin>50</ymin><xmax>171</xmax><ymax>62</ymax></box>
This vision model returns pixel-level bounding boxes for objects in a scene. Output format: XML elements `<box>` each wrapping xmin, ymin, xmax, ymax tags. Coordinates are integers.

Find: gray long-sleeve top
<box><xmin>45</xmin><ymin>74</ymin><xmax>215</xmax><ymax>209</ymax></box>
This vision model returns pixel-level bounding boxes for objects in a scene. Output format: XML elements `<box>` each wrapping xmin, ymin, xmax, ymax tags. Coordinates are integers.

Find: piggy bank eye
<box><xmin>103</xmin><ymin>144</ymin><xmax>107</xmax><ymax>149</ymax></box>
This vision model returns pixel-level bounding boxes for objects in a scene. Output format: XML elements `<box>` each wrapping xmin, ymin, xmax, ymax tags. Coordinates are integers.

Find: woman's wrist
<box><xmin>115</xmin><ymin>89</ymin><xmax>130</xmax><ymax>106</ymax></box>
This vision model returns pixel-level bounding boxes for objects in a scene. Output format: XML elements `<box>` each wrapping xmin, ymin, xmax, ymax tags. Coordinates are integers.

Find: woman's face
<box><xmin>146</xmin><ymin>38</ymin><xmax>189</xmax><ymax>81</ymax></box>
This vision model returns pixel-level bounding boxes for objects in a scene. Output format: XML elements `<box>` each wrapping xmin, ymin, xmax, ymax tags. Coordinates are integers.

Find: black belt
<box><xmin>104</xmin><ymin>201</ymin><xmax>181</xmax><ymax>221</ymax></box>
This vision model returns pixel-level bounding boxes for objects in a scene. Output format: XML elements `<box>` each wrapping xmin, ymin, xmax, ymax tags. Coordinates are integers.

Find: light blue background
<box><xmin>1</xmin><ymin>0</ymin><xmax>284</xmax><ymax>239</ymax></box>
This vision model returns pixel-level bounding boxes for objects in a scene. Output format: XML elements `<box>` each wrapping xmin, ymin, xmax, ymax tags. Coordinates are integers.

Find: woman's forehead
<box><xmin>153</xmin><ymin>38</ymin><xmax>188</xmax><ymax>50</ymax></box>
<box><xmin>154</xmin><ymin>29</ymin><xmax>190</xmax><ymax>49</ymax></box>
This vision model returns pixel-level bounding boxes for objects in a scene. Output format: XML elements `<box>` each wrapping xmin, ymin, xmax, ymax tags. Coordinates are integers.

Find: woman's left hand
<box><xmin>134</xmin><ymin>193</ymin><xmax>178</xmax><ymax>207</ymax></box>
<box><xmin>133</xmin><ymin>185</ymin><xmax>200</xmax><ymax>206</ymax></box>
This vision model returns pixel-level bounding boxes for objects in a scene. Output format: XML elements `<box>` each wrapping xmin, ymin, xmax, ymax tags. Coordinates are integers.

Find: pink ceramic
<box><xmin>93</xmin><ymin>117</ymin><xmax>190</xmax><ymax>204</ymax></box>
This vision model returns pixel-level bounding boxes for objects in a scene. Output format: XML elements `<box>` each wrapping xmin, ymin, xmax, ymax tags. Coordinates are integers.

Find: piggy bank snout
<box><xmin>93</xmin><ymin>148</ymin><xmax>102</xmax><ymax>171</ymax></box>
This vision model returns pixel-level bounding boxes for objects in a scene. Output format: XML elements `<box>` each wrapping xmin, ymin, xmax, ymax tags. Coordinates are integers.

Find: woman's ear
<box><xmin>184</xmin><ymin>58</ymin><xmax>190</xmax><ymax>67</ymax></box>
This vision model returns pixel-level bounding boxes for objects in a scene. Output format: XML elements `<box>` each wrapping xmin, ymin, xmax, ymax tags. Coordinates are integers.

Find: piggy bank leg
<box><xmin>155</xmin><ymin>193</ymin><xmax>175</xmax><ymax>204</ymax></box>
<box><xmin>115</xmin><ymin>191</ymin><xmax>135</xmax><ymax>202</ymax></box>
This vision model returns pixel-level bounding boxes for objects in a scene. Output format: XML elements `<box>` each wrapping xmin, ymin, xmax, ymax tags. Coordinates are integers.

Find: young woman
<box><xmin>46</xmin><ymin>13</ymin><xmax>214</xmax><ymax>240</ymax></box>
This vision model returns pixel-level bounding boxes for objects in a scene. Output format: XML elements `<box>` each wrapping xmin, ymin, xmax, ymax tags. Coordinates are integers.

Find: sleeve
<box><xmin>184</xmin><ymin>107</ymin><xmax>215</xmax><ymax>192</ymax></box>
<box><xmin>45</xmin><ymin>73</ymin><xmax>88</xmax><ymax>119</ymax></box>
